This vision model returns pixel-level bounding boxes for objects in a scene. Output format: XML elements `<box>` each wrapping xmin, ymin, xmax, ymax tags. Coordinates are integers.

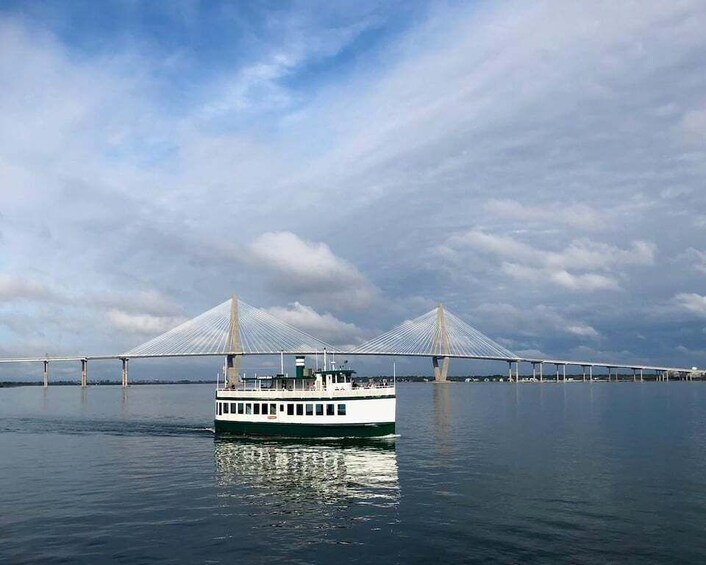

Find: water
<box><xmin>2</xmin><ymin>382</ymin><xmax>706</xmax><ymax>564</ymax></box>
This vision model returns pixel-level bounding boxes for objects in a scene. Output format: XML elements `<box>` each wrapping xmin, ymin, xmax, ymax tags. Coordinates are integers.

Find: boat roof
<box><xmin>242</xmin><ymin>369</ymin><xmax>357</xmax><ymax>380</ymax></box>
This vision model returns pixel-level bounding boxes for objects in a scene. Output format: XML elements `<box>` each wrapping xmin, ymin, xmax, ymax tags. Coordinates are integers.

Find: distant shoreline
<box><xmin>0</xmin><ymin>380</ymin><xmax>216</xmax><ymax>387</ymax></box>
<box><xmin>0</xmin><ymin>376</ymin><xmax>478</xmax><ymax>387</ymax></box>
<box><xmin>1</xmin><ymin>372</ymin><xmax>677</xmax><ymax>388</ymax></box>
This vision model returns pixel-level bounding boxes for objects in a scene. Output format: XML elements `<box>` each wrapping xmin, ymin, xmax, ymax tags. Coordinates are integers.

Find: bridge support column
<box><xmin>121</xmin><ymin>358</ymin><xmax>129</xmax><ymax>388</ymax></box>
<box><xmin>433</xmin><ymin>356</ymin><xmax>449</xmax><ymax>382</ymax></box>
<box><xmin>226</xmin><ymin>354</ymin><xmax>242</xmax><ymax>388</ymax></box>
<box><xmin>81</xmin><ymin>359</ymin><xmax>87</xmax><ymax>388</ymax></box>
<box><xmin>582</xmin><ymin>366</ymin><xmax>586</xmax><ymax>382</ymax></box>
<box><xmin>555</xmin><ymin>364</ymin><xmax>560</xmax><ymax>383</ymax></box>
<box><xmin>563</xmin><ymin>364</ymin><xmax>566</xmax><ymax>382</ymax></box>
<box><xmin>640</xmin><ymin>368</ymin><xmax>643</xmax><ymax>382</ymax></box>
<box><xmin>632</xmin><ymin>368</ymin><xmax>637</xmax><ymax>383</ymax></box>
<box><xmin>226</xmin><ymin>295</ymin><xmax>242</xmax><ymax>388</ymax></box>
<box><xmin>532</xmin><ymin>362</ymin><xmax>537</xmax><ymax>381</ymax></box>
<box><xmin>539</xmin><ymin>362</ymin><xmax>543</xmax><ymax>382</ymax></box>
<box><xmin>589</xmin><ymin>366</ymin><xmax>593</xmax><ymax>382</ymax></box>
<box><xmin>43</xmin><ymin>360</ymin><xmax>49</xmax><ymax>388</ymax></box>
<box><xmin>507</xmin><ymin>361</ymin><xmax>513</xmax><ymax>382</ymax></box>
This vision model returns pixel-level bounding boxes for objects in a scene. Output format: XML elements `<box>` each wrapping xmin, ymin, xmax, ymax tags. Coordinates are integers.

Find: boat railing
<box><xmin>218</xmin><ymin>382</ymin><xmax>396</xmax><ymax>396</ymax></box>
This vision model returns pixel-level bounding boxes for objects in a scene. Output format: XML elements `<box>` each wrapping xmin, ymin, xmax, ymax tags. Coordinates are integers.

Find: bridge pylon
<box><xmin>432</xmin><ymin>304</ymin><xmax>450</xmax><ymax>382</ymax></box>
<box><xmin>226</xmin><ymin>295</ymin><xmax>242</xmax><ymax>388</ymax></box>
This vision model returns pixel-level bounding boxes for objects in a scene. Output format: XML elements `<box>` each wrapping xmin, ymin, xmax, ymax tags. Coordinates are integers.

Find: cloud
<box><xmin>672</xmin><ymin>293</ymin><xmax>706</xmax><ymax>317</ymax></box>
<box><xmin>676</xmin><ymin>248</ymin><xmax>706</xmax><ymax>274</ymax></box>
<box><xmin>0</xmin><ymin>274</ymin><xmax>57</xmax><ymax>302</ymax></box>
<box><xmin>484</xmin><ymin>199</ymin><xmax>604</xmax><ymax>231</ymax></box>
<box><xmin>88</xmin><ymin>289</ymin><xmax>183</xmax><ymax>317</ymax></box>
<box><xmin>501</xmin><ymin>263</ymin><xmax>620</xmax><ymax>291</ymax></box>
<box><xmin>1</xmin><ymin>1</ymin><xmax>706</xmax><ymax>375</ymax></box>
<box><xmin>443</xmin><ymin>230</ymin><xmax>654</xmax><ymax>291</ymax></box>
<box><xmin>199</xmin><ymin>14</ymin><xmax>382</xmax><ymax>122</ymax></box>
<box><xmin>247</xmin><ymin>231</ymin><xmax>377</xmax><ymax>310</ymax></box>
<box><xmin>680</xmin><ymin>108</ymin><xmax>706</xmax><ymax>144</ymax></box>
<box><xmin>107</xmin><ymin>309</ymin><xmax>187</xmax><ymax>337</ymax></box>
<box><xmin>265</xmin><ymin>301</ymin><xmax>363</xmax><ymax>346</ymax></box>
<box><xmin>474</xmin><ymin>303</ymin><xmax>600</xmax><ymax>340</ymax></box>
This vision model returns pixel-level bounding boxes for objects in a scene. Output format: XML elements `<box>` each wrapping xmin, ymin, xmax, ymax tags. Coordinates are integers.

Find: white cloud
<box><xmin>0</xmin><ymin>274</ymin><xmax>57</xmax><ymax>302</ymax></box>
<box><xmin>247</xmin><ymin>231</ymin><xmax>377</xmax><ymax>309</ymax></box>
<box><xmin>680</xmin><ymin>108</ymin><xmax>706</xmax><ymax>144</ymax></box>
<box><xmin>484</xmin><ymin>199</ymin><xmax>603</xmax><ymax>231</ymax></box>
<box><xmin>502</xmin><ymin>263</ymin><xmax>620</xmax><ymax>292</ymax></box>
<box><xmin>89</xmin><ymin>289</ymin><xmax>183</xmax><ymax>317</ymax></box>
<box><xmin>444</xmin><ymin>230</ymin><xmax>653</xmax><ymax>292</ymax></box>
<box><xmin>107</xmin><ymin>309</ymin><xmax>186</xmax><ymax>336</ymax></box>
<box><xmin>474</xmin><ymin>303</ymin><xmax>600</xmax><ymax>340</ymax></box>
<box><xmin>265</xmin><ymin>302</ymin><xmax>363</xmax><ymax>346</ymax></box>
<box><xmin>672</xmin><ymin>293</ymin><xmax>706</xmax><ymax>317</ymax></box>
<box><xmin>676</xmin><ymin>248</ymin><xmax>706</xmax><ymax>274</ymax></box>
<box><xmin>454</xmin><ymin>231</ymin><xmax>655</xmax><ymax>271</ymax></box>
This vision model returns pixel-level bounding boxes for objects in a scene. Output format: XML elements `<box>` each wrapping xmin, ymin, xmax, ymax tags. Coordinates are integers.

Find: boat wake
<box><xmin>0</xmin><ymin>417</ymin><xmax>215</xmax><ymax>438</ymax></box>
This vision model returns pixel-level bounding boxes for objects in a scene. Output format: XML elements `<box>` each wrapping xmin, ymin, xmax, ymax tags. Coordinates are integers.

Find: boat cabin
<box><xmin>242</xmin><ymin>369</ymin><xmax>357</xmax><ymax>392</ymax></box>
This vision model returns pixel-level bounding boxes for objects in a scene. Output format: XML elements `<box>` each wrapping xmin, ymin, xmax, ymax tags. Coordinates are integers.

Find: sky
<box><xmin>1</xmin><ymin>0</ymin><xmax>705</xmax><ymax>380</ymax></box>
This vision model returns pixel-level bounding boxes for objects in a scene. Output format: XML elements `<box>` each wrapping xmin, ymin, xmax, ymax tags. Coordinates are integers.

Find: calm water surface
<box><xmin>1</xmin><ymin>382</ymin><xmax>706</xmax><ymax>564</ymax></box>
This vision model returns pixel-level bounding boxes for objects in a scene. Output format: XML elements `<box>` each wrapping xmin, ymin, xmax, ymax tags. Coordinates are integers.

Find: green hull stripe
<box><xmin>214</xmin><ymin>420</ymin><xmax>395</xmax><ymax>438</ymax></box>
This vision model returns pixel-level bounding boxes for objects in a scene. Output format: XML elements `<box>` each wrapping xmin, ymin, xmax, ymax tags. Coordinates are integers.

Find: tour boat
<box><xmin>214</xmin><ymin>356</ymin><xmax>396</xmax><ymax>437</ymax></box>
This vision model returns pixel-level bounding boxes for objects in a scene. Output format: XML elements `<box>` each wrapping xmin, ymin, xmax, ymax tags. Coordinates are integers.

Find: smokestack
<box><xmin>295</xmin><ymin>356</ymin><xmax>305</xmax><ymax>379</ymax></box>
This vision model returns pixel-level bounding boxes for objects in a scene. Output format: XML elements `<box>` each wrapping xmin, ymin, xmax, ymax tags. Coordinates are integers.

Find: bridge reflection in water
<box><xmin>213</xmin><ymin>439</ymin><xmax>399</xmax><ymax>508</ymax></box>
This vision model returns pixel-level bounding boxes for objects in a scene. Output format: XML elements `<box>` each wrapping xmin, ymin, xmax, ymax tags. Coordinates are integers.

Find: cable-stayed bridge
<box><xmin>0</xmin><ymin>295</ymin><xmax>701</xmax><ymax>386</ymax></box>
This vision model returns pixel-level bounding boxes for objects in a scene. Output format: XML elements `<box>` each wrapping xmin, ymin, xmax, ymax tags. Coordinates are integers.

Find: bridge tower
<box><xmin>226</xmin><ymin>295</ymin><xmax>242</xmax><ymax>388</ymax></box>
<box><xmin>432</xmin><ymin>304</ymin><xmax>450</xmax><ymax>383</ymax></box>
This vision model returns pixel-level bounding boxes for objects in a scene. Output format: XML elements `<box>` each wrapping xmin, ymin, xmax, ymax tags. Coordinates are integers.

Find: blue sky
<box><xmin>1</xmin><ymin>1</ymin><xmax>706</xmax><ymax>380</ymax></box>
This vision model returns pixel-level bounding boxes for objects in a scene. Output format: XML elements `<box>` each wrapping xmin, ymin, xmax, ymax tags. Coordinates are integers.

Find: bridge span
<box><xmin>0</xmin><ymin>297</ymin><xmax>701</xmax><ymax>386</ymax></box>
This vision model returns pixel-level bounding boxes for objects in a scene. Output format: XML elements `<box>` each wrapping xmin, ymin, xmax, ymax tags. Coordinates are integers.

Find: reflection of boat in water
<box><xmin>214</xmin><ymin>437</ymin><xmax>399</xmax><ymax>506</ymax></box>
<box><xmin>215</xmin><ymin>356</ymin><xmax>396</xmax><ymax>437</ymax></box>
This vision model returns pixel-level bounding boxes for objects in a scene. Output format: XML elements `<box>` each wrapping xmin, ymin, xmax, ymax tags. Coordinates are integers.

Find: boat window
<box><xmin>305</xmin><ymin>404</ymin><xmax>313</xmax><ymax>416</ymax></box>
<box><xmin>262</xmin><ymin>403</ymin><xmax>268</xmax><ymax>414</ymax></box>
<box><xmin>217</xmin><ymin>403</ymin><xmax>222</xmax><ymax>416</ymax></box>
<box><xmin>326</xmin><ymin>404</ymin><xmax>334</xmax><ymax>416</ymax></box>
<box><xmin>287</xmin><ymin>404</ymin><xmax>294</xmax><ymax>416</ymax></box>
<box><xmin>230</xmin><ymin>403</ymin><xmax>236</xmax><ymax>414</ymax></box>
<box><xmin>245</xmin><ymin>403</ymin><xmax>252</xmax><ymax>415</ymax></box>
<box><xmin>253</xmin><ymin>403</ymin><xmax>260</xmax><ymax>415</ymax></box>
<box><xmin>296</xmin><ymin>404</ymin><xmax>304</xmax><ymax>416</ymax></box>
<box><xmin>223</xmin><ymin>403</ymin><xmax>229</xmax><ymax>414</ymax></box>
<box><xmin>338</xmin><ymin>404</ymin><xmax>346</xmax><ymax>416</ymax></box>
<box><xmin>316</xmin><ymin>404</ymin><xmax>323</xmax><ymax>416</ymax></box>
<box><xmin>238</xmin><ymin>403</ymin><xmax>244</xmax><ymax>414</ymax></box>
<box><xmin>270</xmin><ymin>403</ymin><xmax>276</xmax><ymax>415</ymax></box>
<box><xmin>279</xmin><ymin>404</ymin><xmax>284</xmax><ymax>412</ymax></box>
